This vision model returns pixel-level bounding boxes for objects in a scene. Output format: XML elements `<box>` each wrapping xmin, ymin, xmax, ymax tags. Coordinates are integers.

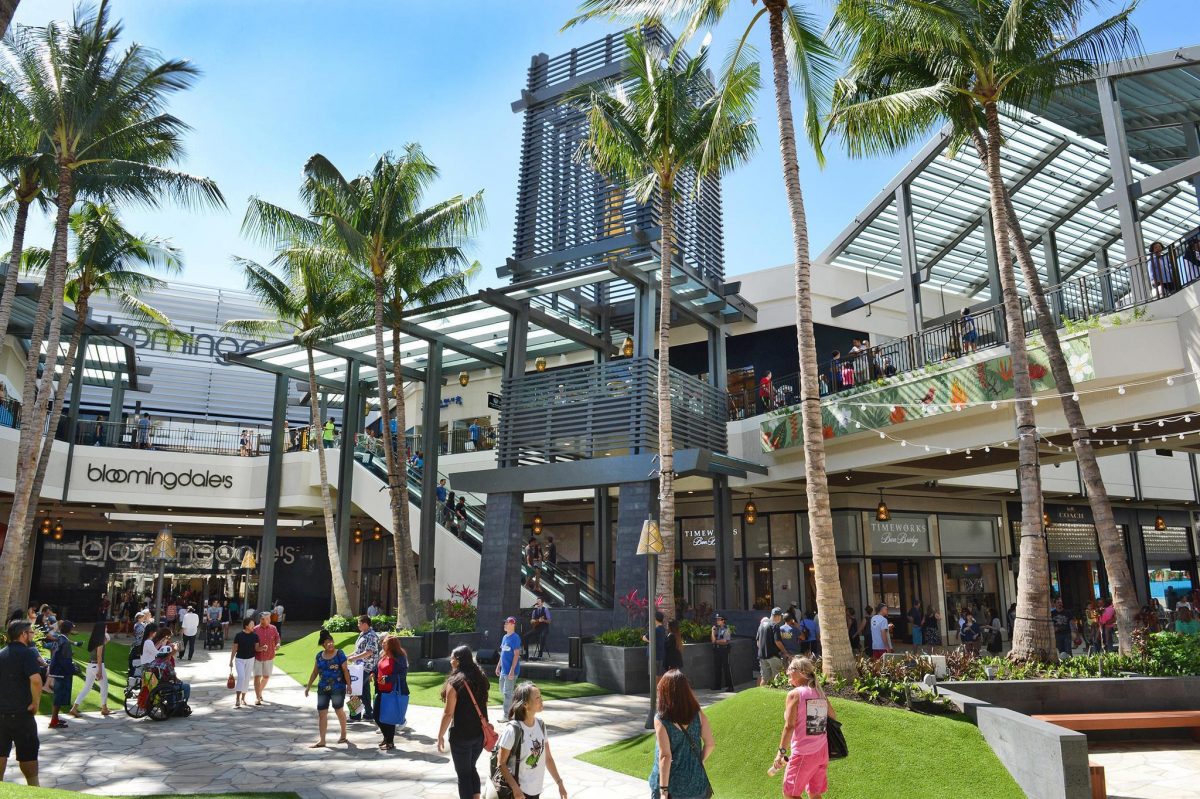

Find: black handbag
<box><xmin>826</xmin><ymin>717</ymin><xmax>849</xmax><ymax>759</ymax></box>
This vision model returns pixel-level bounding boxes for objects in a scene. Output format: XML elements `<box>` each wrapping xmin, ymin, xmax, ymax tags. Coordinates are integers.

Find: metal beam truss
<box><xmin>497</xmin><ymin>356</ymin><xmax>727</xmax><ymax>466</ymax></box>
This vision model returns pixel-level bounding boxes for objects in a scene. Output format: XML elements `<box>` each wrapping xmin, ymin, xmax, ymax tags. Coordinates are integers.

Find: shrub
<box><xmin>322</xmin><ymin>615</ymin><xmax>358</xmax><ymax>633</ymax></box>
<box><xmin>678</xmin><ymin>619</ymin><xmax>714</xmax><ymax>644</ymax></box>
<box><xmin>370</xmin><ymin>614</ymin><xmax>397</xmax><ymax>631</ymax></box>
<box><xmin>594</xmin><ymin>626</ymin><xmax>646</xmax><ymax>647</ymax></box>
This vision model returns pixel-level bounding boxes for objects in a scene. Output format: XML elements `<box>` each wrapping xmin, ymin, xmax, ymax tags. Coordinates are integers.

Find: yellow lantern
<box><xmin>621</xmin><ymin>336</ymin><xmax>635</xmax><ymax>358</ymax></box>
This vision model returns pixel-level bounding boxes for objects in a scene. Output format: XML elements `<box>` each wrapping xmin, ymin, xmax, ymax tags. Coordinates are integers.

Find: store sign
<box><xmin>76</xmin><ymin>534</ymin><xmax>296</xmax><ymax>568</ymax></box>
<box><xmin>685</xmin><ymin>528</ymin><xmax>717</xmax><ymax>547</ymax></box>
<box><xmin>869</xmin><ymin>517</ymin><xmax>930</xmax><ymax>553</ymax></box>
<box><xmin>487</xmin><ymin>392</ymin><xmax>502</xmax><ymax>410</ymax></box>
<box><xmin>1047</xmin><ymin>504</ymin><xmax>1092</xmax><ymax>526</ymax></box>
<box><xmin>108</xmin><ymin>318</ymin><xmax>266</xmax><ymax>367</ymax></box>
<box><xmin>439</xmin><ymin>395</ymin><xmax>464</xmax><ymax>410</ymax></box>
<box><xmin>86</xmin><ymin>463</ymin><xmax>233</xmax><ymax>491</ymax></box>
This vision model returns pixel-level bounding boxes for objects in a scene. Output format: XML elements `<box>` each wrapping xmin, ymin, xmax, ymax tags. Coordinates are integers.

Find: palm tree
<box><xmin>0</xmin><ymin>0</ymin><xmax>223</xmax><ymax>614</ymax></box>
<box><xmin>255</xmin><ymin>149</ymin><xmax>484</xmax><ymax>628</ymax></box>
<box><xmin>223</xmin><ymin>246</ymin><xmax>356</xmax><ymax>617</ymax></box>
<box><xmin>827</xmin><ymin>0</ymin><xmax>1139</xmax><ymax>659</ymax></box>
<box><xmin>0</xmin><ymin>1</ymin><xmax>20</xmax><ymax>40</ymax></box>
<box><xmin>571</xmin><ymin>30</ymin><xmax>758</xmax><ymax>623</ymax></box>
<box><xmin>565</xmin><ymin>2</ymin><xmax>854</xmax><ymax>675</ymax></box>
<box><xmin>23</xmin><ymin>202</ymin><xmax>184</xmax><ymax>537</ymax></box>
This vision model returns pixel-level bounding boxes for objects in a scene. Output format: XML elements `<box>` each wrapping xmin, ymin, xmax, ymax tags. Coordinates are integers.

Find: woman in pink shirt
<box><xmin>774</xmin><ymin>656</ymin><xmax>836</xmax><ymax>799</ymax></box>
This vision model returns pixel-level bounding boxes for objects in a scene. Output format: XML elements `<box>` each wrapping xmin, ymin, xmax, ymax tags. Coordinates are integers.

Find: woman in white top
<box><xmin>497</xmin><ymin>682</ymin><xmax>567</xmax><ymax>799</ymax></box>
<box><xmin>143</xmin><ymin>628</ymin><xmax>172</xmax><ymax>667</ymax></box>
<box><xmin>71</xmin><ymin>621</ymin><xmax>112</xmax><ymax>717</ymax></box>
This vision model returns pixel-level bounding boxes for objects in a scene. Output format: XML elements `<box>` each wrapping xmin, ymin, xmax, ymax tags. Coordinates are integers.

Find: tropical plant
<box><xmin>827</xmin><ymin>0</ymin><xmax>1140</xmax><ymax>661</ymax></box>
<box><xmin>571</xmin><ymin>29</ymin><xmax>758</xmax><ymax>623</ymax></box>
<box><xmin>595</xmin><ymin>626</ymin><xmax>649</xmax><ymax>647</ymax></box>
<box><xmin>23</xmin><ymin>202</ymin><xmax>184</xmax><ymax>536</ymax></box>
<box><xmin>277</xmin><ymin>147</ymin><xmax>483</xmax><ymax>629</ymax></box>
<box><xmin>222</xmin><ymin>238</ymin><xmax>356</xmax><ymax>617</ymax></box>
<box><xmin>565</xmin><ymin>0</ymin><xmax>853</xmax><ymax>679</ymax></box>
<box><xmin>0</xmin><ymin>0</ymin><xmax>223</xmax><ymax>614</ymax></box>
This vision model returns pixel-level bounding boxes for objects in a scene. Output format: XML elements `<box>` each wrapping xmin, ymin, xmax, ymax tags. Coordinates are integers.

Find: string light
<box><xmin>1118</xmin><ymin>385</ymin><xmax>1126</xmax><ymax>395</ymax></box>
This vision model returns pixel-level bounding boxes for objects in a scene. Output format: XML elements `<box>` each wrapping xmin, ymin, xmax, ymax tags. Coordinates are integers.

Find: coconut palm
<box><xmin>571</xmin><ymin>30</ymin><xmax>758</xmax><ymax>622</ymax></box>
<box><xmin>0</xmin><ymin>1</ymin><xmax>20</xmax><ymax>40</ymax></box>
<box><xmin>566</xmin><ymin>1</ymin><xmax>853</xmax><ymax>675</ymax></box>
<box><xmin>252</xmin><ymin>148</ymin><xmax>484</xmax><ymax>628</ymax></box>
<box><xmin>223</xmin><ymin>245</ymin><xmax>356</xmax><ymax>617</ymax></box>
<box><xmin>22</xmin><ymin>202</ymin><xmax>184</xmax><ymax>539</ymax></box>
<box><xmin>827</xmin><ymin>0</ymin><xmax>1140</xmax><ymax>659</ymax></box>
<box><xmin>0</xmin><ymin>0</ymin><xmax>223</xmax><ymax>613</ymax></box>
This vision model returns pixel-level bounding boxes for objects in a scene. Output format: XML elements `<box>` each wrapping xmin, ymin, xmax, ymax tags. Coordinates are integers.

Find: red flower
<box><xmin>1029</xmin><ymin>363</ymin><xmax>1047</xmax><ymax>380</ymax></box>
<box><xmin>890</xmin><ymin>406</ymin><xmax>907</xmax><ymax>424</ymax></box>
<box><xmin>823</xmin><ymin>424</ymin><xmax>834</xmax><ymax>439</ymax></box>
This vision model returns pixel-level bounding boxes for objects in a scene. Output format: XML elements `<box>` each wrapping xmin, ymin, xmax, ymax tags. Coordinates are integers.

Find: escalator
<box><xmin>352</xmin><ymin>447</ymin><xmax>611</xmax><ymax>609</ymax></box>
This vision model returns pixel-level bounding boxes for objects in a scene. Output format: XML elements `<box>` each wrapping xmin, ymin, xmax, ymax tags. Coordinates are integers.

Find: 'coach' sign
<box><xmin>86</xmin><ymin>463</ymin><xmax>234</xmax><ymax>491</ymax></box>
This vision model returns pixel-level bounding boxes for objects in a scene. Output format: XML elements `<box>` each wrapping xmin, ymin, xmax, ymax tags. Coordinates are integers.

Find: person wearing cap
<box><xmin>0</xmin><ymin>619</ymin><xmax>42</xmax><ymax>785</ymax></box>
<box><xmin>711</xmin><ymin>613</ymin><xmax>735</xmax><ymax>692</ymax></box>
<box><xmin>496</xmin><ymin>616</ymin><xmax>522</xmax><ymax>717</ymax></box>
<box><xmin>756</xmin><ymin>608</ymin><xmax>787</xmax><ymax>686</ymax></box>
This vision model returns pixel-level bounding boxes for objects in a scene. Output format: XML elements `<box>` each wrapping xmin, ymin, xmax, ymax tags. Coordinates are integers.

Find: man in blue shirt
<box><xmin>801</xmin><ymin>611</ymin><xmax>822</xmax><ymax>658</ymax></box>
<box><xmin>435</xmin><ymin>478</ymin><xmax>448</xmax><ymax>505</ymax></box>
<box><xmin>468</xmin><ymin>420</ymin><xmax>481</xmax><ymax>450</ymax></box>
<box><xmin>495</xmin><ymin>616</ymin><xmax>522</xmax><ymax>717</ymax></box>
<box><xmin>0</xmin><ymin>620</ymin><xmax>43</xmax><ymax>785</ymax></box>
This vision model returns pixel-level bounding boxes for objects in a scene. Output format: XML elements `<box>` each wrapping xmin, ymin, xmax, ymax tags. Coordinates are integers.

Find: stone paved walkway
<box><xmin>31</xmin><ymin>642</ymin><xmax>728</xmax><ymax>799</ymax></box>
<box><xmin>1088</xmin><ymin>740</ymin><xmax>1200</xmax><ymax>798</ymax></box>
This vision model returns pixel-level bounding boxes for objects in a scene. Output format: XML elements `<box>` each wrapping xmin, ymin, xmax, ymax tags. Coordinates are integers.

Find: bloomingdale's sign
<box><xmin>869</xmin><ymin>517</ymin><xmax>931</xmax><ymax>553</ymax></box>
<box><xmin>86</xmin><ymin>463</ymin><xmax>234</xmax><ymax>491</ymax></box>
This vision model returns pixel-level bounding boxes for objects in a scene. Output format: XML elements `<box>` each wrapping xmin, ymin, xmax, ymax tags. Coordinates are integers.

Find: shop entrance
<box><xmin>1054</xmin><ymin>560</ymin><xmax>1103</xmax><ymax>611</ymax></box>
<box><xmin>871</xmin><ymin>560</ymin><xmax>925</xmax><ymax>641</ymax></box>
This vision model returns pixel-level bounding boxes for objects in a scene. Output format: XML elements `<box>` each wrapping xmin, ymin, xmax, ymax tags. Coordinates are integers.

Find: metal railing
<box><xmin>352</xmin><ymin>443</ymin><xmax>612</xmax><ymax>609</ymax></box>
<box><xmin>499</xmin><ymin>356</ymin><xmax>728</xmax><ymax>465</ymax></box>
<box><xmin>0</xmin><ymin>396</ymin><xmax>20</xmax><ymax>430</ymax></box>
<box><xmin>79</xmin><ymin>419</ymin><xmax>273</xmax><ymax>456</ymax></box>
<box><xmin>735</xmin><ymin>231</ymin><xmax>1200</xmax><ymax>419</ymax></box>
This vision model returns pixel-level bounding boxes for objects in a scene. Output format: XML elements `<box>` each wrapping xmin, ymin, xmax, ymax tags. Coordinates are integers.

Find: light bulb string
<box><xmin>827</xmin><ymin>369</ymin><xmax>1196</xmax><ymax>411</ymax></box>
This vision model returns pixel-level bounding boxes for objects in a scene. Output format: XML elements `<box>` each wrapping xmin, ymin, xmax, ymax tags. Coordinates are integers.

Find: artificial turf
<box><xmin>577</xmin><ymin>687</ymin><xmax>1024</xmax><ymax>799</ymax></box>
<box><xmin>0</xmin><ymin>786</ymin><xmax>298</xmax><ymax>799</ymax></box>
<box><xmin>275</xmin><ymin>630</ymin><xmax>609</xmax><ymax>707</ymax></box>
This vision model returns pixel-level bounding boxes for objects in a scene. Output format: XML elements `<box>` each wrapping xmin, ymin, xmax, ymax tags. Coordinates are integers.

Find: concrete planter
<box><xmin>396</xmin><ymin>636</ymin><xmax>423</xmax><ymax>659</ymax></box>
<box><xmin>583</xmin><ymin>639</ymin><xmax>756</xmax><ymax>694</ymax></box>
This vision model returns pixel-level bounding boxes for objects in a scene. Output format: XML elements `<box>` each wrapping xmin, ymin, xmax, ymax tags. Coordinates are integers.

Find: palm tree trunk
<box><xmin>766</xmin><ymin>3</ymin><xmax>854</xmax><ymax>678</ymax></box>
<box><xmin>992</xmin><ymin>162</ymin><xmax>1138</xmax><ymax>654</ymax></box>
<box><xmin>0</xmin><ymin>167</ymin><xmax>72</xmax><ymax>614</ymax></box>
<box><xmin>389</xmin><ymin>325</ymin><xmax>423</xmax><ymax>628</ymax></box>
<box><xmin>656</xmin><ymin>181</ymin><xmax>677</xmax><ymax>623</ymax></box>
<box><xmin>0</xmin><ymin>196</ymin><xmax>33</xmax><ymax>356</ymax></box>
<box><xmin>0</xmin><ymin>0</ymin><xmax>20</xmax><ymax>40</ymax></box>
<box><xmin>26</xmin><ymin>295</ymin><xmax>89</xmax><ymax>548</ymax></box>
<box><xmin>979</xmin><ymin>106</ymin><xmax>1053</xmax><ymax>662</ymax></box>
<box><xmin>308</xmin><ymin>345</ymin><xmax>353</xmax><ymax>616</ymax></box>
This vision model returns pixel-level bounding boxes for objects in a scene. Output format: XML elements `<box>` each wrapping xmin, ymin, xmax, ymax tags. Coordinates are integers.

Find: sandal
<box><xmin>68</xmin><ymin>707</ymin><xmax>82</xmax><ymax>718</ymax></box>
<box><xmin>309</xmin><ymin>742</ymin><xmax>326</xmax><ymax>749</ymax></box>
<box><xmin>336</xmin><ymin>736</ymin><xmax>348</xmax><ymax>743</ymax></box>
<box><xmin>100</xmin><ymin>708</ymin><xmax>113</xmax><ymax>716</ymax></box>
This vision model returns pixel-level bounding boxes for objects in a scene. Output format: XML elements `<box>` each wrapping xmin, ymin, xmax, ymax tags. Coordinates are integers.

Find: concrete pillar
<box><xmin>1043</xmin><ymin>231</ymin><xmax>1063</xmax><ymax>319</ymax></box>
<box><xmin>335</xmin><ymin>361</ymin><xmax>362</xmax><ymax>594</ymax></box>
<box><xmin>983</xmin><ymin>210</ymin><xmax>1003</xmax><ymax>308</ymax></box>
<box><xmin>612</xmin><ymin>481</ymin><xmax>656</xmax><ymax>628</ymax></box>
<box><xmin>1096</xmin><ymin>76</ymin><xmax>1148</xmax><ymax>302</ymax></box>
<box><xmin>896</xmin><ymin>183</ymin><xmax>923</xmax><ymax>332</ymax></box>
<box><xmin>106</xmin><ymin>368</ymin><xmax>125</xmax><ymax>446</ymax></box>
<box><xmin>594</xmin><ymin>488</ymin><xmax>612</xmax><ymax>595</ymax></box>
<box><xmin>712</xmin><ymin>475</ymin><xmax>736</xmax><ymax>610</ymax></box>
<box><xmin>258</xmin><ymin>371</ymin><xmax>290</xmax><ymax>611</ymax></box>
<box><xmin>418</xmin><ymin>341</ymin><xmax>442</xmax><ymax>606</ymax></box>
<box><xmin>477</xmin><ymin>492</ymin><xmax>526</xmax><ymax>635</ymax></box>
<box><xmin>60</xmin><ymin>334</ymin><xmax>88</xmax><ymax>499</ymax></box>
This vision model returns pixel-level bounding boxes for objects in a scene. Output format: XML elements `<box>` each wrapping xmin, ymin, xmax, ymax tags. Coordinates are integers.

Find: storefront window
<box><xmin>773</xmin><ymin>559</ymin><xmax>801</xmax><ymax>610</ymax></box>
<box><xmin>939</xmin><ymin>516</ymin><xmax>998</xmax><ymax>556</ymax></box>
<box><xmin>800</xmin><ymin>512</ymin><xmax>862</xmax><ymax>553</ymax></box>
<box><xmin>1143</xmin><ymin>524</ymin><xmax>1194</xmax><ymax>607</ymax></box>
<box><xmin>744</xmin><ymin>514</ymin><xmax>770</xmax><ymax>557</ymax></box>
<box><xmin>771</xmin><ymin>514</ymin><xmax>799</xmax><ymax>557</ymax></box>
<box><xmin>681</xmin><ymin>518</ymin><xmax>717</xmax><ymax>559</ymax></box>
<box><xmin>750</xmin><ymin>561</ymin><xmax>772</xmax><ymax>609</ymax></box>
<box><xmin>942</xmin><ymin>561</ymin><xmax>1000</xmax><ymax>633</ymax></box>
<box><xmin>804</xmin><ymin>562</ymin><xmax>862</xmax><ymax>616</ymax></box>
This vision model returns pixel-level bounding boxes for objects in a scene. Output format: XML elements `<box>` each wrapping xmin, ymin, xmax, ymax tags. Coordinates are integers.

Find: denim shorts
<box><xmin>316</xmin><ymin>688</ymin><xmax>346</xmax><ymax>711</ymax></box>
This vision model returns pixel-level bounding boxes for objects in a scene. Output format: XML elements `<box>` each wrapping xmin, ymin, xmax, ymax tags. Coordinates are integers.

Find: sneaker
<box><xmin>49</xmin><ymin>719</ymin><xmax>69</xmax><ymax>729</ymax></box>
<box><xmin>348</xmin><ymin>714</ymin><xmax>362</xmax><ymax>722</ymax></box>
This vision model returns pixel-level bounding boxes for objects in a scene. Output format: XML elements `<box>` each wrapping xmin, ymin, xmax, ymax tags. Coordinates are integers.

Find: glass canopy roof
<box><xmin>819</xmin><ymin>54</ymin><xmax>1200</xmax><ymax>304</ymax></box>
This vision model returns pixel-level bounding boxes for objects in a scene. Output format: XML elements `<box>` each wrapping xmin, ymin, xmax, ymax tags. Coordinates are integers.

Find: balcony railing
<box><xmin>499</xmin><ymin>356</ymin><xmax>728</xmax><ymax>466</ymax></box>
<box><xmin>732</xmin><ymin>231</ymin><xmax>1200</xmax><ymax>419</ymax></box>
<box><xmin>0</xmin><ymin>396</ymin><xmax>20</xmax><ymax>430</ymax></box>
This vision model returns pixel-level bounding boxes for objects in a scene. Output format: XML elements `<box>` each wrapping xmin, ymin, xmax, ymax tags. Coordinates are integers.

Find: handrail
<box><xmin>0</xmin><ymin>396</ymin><xmax>20</xmax><ymax>430</ymax></box>
<box><xmin>352</xmin><ymin>443</ymin><xmax>612</xmax><ymax>609</ymax></box>
<box><xmin>732</xmin><ymin>228</ymin><xmax>1200</xmax><ymax>420</ymax></box>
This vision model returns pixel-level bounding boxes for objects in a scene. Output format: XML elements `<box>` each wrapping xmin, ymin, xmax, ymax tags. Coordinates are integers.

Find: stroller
<box><xmin>204</xmin><ymin>621</ymin><xmax>224</xmax><ymax>650</ymax></box>
<box><xmin>131</xmin><ymin>648</ymin><xmax>192</xmax><ymax>721</ymax></box>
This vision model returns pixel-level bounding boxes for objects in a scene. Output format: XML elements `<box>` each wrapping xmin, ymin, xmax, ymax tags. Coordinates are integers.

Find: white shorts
<box><xmin>252</xmin><ymin>659</ymin><xmax>274</xmax><ymax>677</ymax></box>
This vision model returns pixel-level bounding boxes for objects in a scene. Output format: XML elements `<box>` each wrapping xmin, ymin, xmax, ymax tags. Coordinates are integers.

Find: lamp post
<box><xmin>149</xmin><ymin>526</ymin><xmax>177</xmax><ymax>624</ymax></box>
<box><xmin>637</xmin><ymin>517</ymin><xmax>664</xmax><ymax>729</ymax></box>
<box><xmin>240</xmin><ymin>548</ymin><xmax>257</xmax><ymax>620</ymax></box>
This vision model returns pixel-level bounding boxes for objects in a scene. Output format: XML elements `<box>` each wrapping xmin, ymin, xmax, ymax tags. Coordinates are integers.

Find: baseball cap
<box><xmin>505</xmin><ymin>616</ymin><xmax>518</xmax><ymax>624</ymax></box>
<box><xmin>771</xmin><ymin>607</ymin><xmax>783</xmax><ymax>616</ymax></box>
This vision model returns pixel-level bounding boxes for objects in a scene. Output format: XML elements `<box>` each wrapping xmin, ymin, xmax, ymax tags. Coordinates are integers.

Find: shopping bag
<box><xmin>348</xmin><ymin>663</ymin><xmax>364</xmax><ymax>696</ymax></box>
<box><xmin>378</xmin><ymin>691</ymin><xmax>408</xmax><ymax>726</ymax></box>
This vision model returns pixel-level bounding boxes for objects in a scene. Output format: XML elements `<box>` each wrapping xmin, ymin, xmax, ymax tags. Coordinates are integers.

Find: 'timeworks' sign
<box><xmin>86</xmin><ymin>463</ymin><xmax>234</xmax><ymax>491</ymax></box>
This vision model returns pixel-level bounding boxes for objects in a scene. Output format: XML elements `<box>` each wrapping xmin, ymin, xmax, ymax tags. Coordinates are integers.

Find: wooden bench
<box><xmin>1088</xmin><ymin>760</ymin><xmax>1106</xmax><ymax>799</ymax></box>
<box><xmin>1032</xmin><ymin>710</ymin><xmax>1200</xmax><ymax>740</ymax></box>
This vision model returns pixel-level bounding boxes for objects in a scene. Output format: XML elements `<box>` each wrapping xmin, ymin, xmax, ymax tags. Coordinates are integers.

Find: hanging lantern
<box><xmin>372</xmin><ymin>525</ymin><xmax>383</xmax><ymax>541</ymax></box>
<box><xmin>458</xmin><ymin>371</ymin><xmax>469</xmax><ymax>387</ymax></box>
<box><xmin>353</xmin><ymin>524</ymin><xmax>364</xmax><ymax>545</ymax></box>
<box><xmin>240</xmin><ymin>549</ymin><xmax>257</xmax><ymax>571</ymax></box>
<box><xmin>531</xmin><ymin>512</ymin><xmax>543</xmax><ymax>535</ymax></box>
<box><xmin>535</xmin><ymin>356</ymin><xmax>547</xmax><ymax>372</ymax></box>
<box><xmin>875</xmin><ymin>490</ymin><xmax>890</xmax><ymax>522</ymax></box>
<box><xmin>40</xmin><ymin>516</ymin><xmax>51</xmax><ymax>536</ymax></box>
<box><xmin>621</xmin><ymin>336</ymin><xmax>635</xmax><ymax>358</ymax></box>
<box><xmin>1042</xmin><ymin>512</ymin><xmax>1052</xmax><ymax>529</ymax></box>
<box><xmin>1154</xmin><ymin>514</ymin><xmax>1167</xmax><ymax>532</ymax></box>
<box><xmin>743</xmin><ymin>498</ymin><xmax>758</xmax><ymax>525</ymax></box>
<box><xmin>52</xmin><ymin>525</ymin><xmax>63</xmax><ymax>541</ymax></box>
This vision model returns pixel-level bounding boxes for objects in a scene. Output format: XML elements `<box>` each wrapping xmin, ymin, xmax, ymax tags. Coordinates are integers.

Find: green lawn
<box><xmin>0</xmin><ymin>786</ymin><xmax>297</xmax><ymax>799</ymax></box>
<box><xmin>578</xmin><ymin>688</ymin><xmax>1023</xmax><ymax>799</ymax></box>
<box><xmin>36</xmin><ymin>634</ymin><xmax>132</xmax><ymax>714</ymax></box>
<box><xmin>276</xmin><ymin>630</ymin><xmax>609</xmax><ymax>707</ymax></box>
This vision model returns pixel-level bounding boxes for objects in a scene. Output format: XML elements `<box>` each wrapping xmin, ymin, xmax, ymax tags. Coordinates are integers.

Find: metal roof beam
<box><xmin>1095</xmin><ymin>154</ymin><xmax>1200</xmax><ymax>211</ymax></box>
<box><xmin>225</xmin><ymin>352</ymin><xmax>345</xmax><ymax>392</ymax></box>
<box><xmin>1059</xmin><ymin>186</ymin><xmax>1183</xmax><ymax>280</ymax></box>
<box><xmin>480</xmin><ymin>289</ymin><xmax>614</xmax><ymax>353</ymax></box>
<box><xmin>308</xmin><ymin>340</ymin><xmax>426</xmax><ymax>384</ymax></box>
<box><xmin>817</xmin><ymin>129</ymin><xmax>952</xmax><ymax>264</ymax></box>
<box><xmin>1092</xmin><ymin>46</ymin><xmax>1200</xmax><ymax>81</ymax></box>
<box><xmin>394</xmin><ymin>320</ymin><xmax>505</xmax><ymax>367</ymax></box>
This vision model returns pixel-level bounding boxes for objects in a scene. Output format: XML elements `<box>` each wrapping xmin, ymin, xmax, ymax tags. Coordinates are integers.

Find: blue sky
<box><xmin>15</xmin><ymin>0</ymin><xmax>1193</xmax><ymax>292</ymax></box>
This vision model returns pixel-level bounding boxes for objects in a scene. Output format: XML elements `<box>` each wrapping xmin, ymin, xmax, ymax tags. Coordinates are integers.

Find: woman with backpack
<box><xmin>775</xmin><ymin>656</ymin><xmax>835</xmax><ymax>799</ymax></box>
<box><xmin>495</xmin><ymin>682</ymin><xmax>568</xmax><ymax>799</ymax></box>
<box><xmin>650</xmin><ymin>669</ymin><xmax>715</xmax><ymax>799</ymax></box>
<box><xmin>437</xmin><ymin>645</ymin><xmax>490</xmax><ymax>799</ymax></box>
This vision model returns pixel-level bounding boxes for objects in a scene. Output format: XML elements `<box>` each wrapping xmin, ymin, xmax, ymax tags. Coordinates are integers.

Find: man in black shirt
<box><xmin>0</xmin><ymin>620</ymin><xmax>42</xmax><ymax>785</ymax></box>
<box><xmin>1051</xmin><ymin>599</ymin><xmax>1075</xmax><ymax>656</ymax></box>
